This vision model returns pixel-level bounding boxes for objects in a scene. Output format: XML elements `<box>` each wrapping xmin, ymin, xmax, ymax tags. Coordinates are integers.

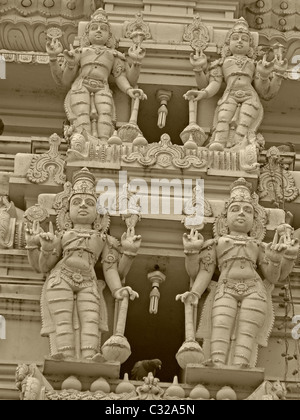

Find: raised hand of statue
<box><xmin>128</xmin><ymin>44</ymin><xmax>146</xmax><ymax>64</ymax></box>
<box><xmin>63</xmin><ymin>45</ymin><xmax>81</xmax><ymax>68</ymax></box>
<box><xmin>274</xmin><ymin>56</ymin><xmax>288</xmax><ymax>77</ymax></box>
<box><xmin>25</xmin><ymin>220</ymin><xmax>43</xmax><ymax>248</ymax></box>
<box><xmin>127</xmin><ymin>88</ymin><xmax>147</xmax><ymax>101</ymax></box>
<box><xmin>39</xmin><ymin>222</ymin><xmax>59</xmax><ymax>252</ymax></box>
<box><xmin>114</xmin><ymin>286</ymin><xmax>139</xmax><ymax>301</ymax></box>
<box><xmin>265</xmin><ymin>230</ymin><xmax>289</xmax><ymax>263</ymax></box>
<box><xmin>46</xmin><ymin>38</ymin><xmax>63</xmax><ymax>59</ymax></box>
<box><xmin>256</xmin><ymin>54</ymin><xmax>275</xmax><ymax>79</ymax></box>
<box><xmin>176</xmin><ymin>291</ymin><xmax>200</xmax><ymax>306</ymax></box>
<box><xmin>184</xmin><ymin>89</ymin><xmax>208</xmax><ymax>102</ymax></box>
<box><xmin>183</xmin><ymin>229</ymin><xmax>204</xmax><ymax>254</ymax></box>
<box><xmin>121</xmin><ymin>227</ymin><xmax>142</xmax><ymax>256</ymax></box>
<box><xmin>190</xmin><ymin>51</ymin><xmax>208</xmax><ymax>72</ymax></box>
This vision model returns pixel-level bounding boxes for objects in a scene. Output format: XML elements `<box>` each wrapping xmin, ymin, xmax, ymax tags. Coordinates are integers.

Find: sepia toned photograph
<box><xmin>0</xmin><ymin>0</ymin><xmax>300</xmax><ymax>404</ymax></box>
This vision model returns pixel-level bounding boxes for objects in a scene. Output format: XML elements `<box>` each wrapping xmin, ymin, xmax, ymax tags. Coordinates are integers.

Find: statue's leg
<box><xmin>233</xmin><ymin>294</ymin><xmax>267</xmax><ymax>367</ymax></box>
<box><xmin>210</xmin><ymin>99</ymin><xmax>237</xmax><ymax>151</ymax></box>
<box><xmin>210</xmin><ymin>294</ymin><xmax>238</xmax><ymax>367</ymax></box>
<box><xmin>233</xmin><ymin>100</ymin><xmax>260</xmax><ymax>145</ymax></box>
<box><xmin>77</xmin><ymin>287</ymin><xmax>100</xmax><ymax>359</ymax></box>
<box><xmin>95</xmin><ymin>91</ymin><xmax>115</xmax><ymax>142</ymax></box>
<box><xmin>46</xmin><ymin>282</ymin><xmax>75</xmax><ymax>358</ymax></box>
<box><xmin>70</xmin><ymin>87</ymin><xmax>92</xmax><ymax>134</ymax></box>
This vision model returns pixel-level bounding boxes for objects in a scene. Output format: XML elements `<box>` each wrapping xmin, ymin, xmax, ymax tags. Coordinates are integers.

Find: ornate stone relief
<box><xmin>47</xmin><ymin>8</ymin><xmax>147</xmax><ymax>150</ymax></box>
<box><xmin>245</xmin><ymin>0</ymin><xmax>300</xmax><ymax>36</ymax></box>
<box><xmin>0</xmin><ymin>196</ymin><xmax>16</xmax><ymax>249</ymax></box>
<box><xmin>122</xmin><ymin>134</ymin><xmax>207</xmax><ymax>170</ymax></box>
<box><xmin>16</xmin><ymin>367</ymin><xmax>287</xmax><ymax>401</ymax></box>
<box><xmin>124</xmin><ymin>12</ymin><xmax>152</xmax><ymax>42</ymax></box>
<box><xmin>259</xmin><ymin>146</ymin><xmax>299</xmax><ymax>205</ymax></box>
<box><xmin>27</xmin><ymin>134</ymin><xmax>66</xmax><ymax>185</ymax></box>
<box><xmin>0</xmin><ymin>0</ymin><xmax>98</xmax><ymax>52</ymax></box>
<box><xmin>183</xmin><ymin>14</ymin><xmax>210</xmax><ymax>55</ymax></box>
<box><xmin>176</xmin><ymin>178</ymin><xmax>299</xmax><ymax>370</ymax></box>
<box><xmin>184</xmin><ymin>18</ymin><xmax>287</xmax><ymax>152</ymax></box>
<box><xmin>25</xmin><ymin>168</ymin><xmax>141</xmax><ymax>365</ymax></box>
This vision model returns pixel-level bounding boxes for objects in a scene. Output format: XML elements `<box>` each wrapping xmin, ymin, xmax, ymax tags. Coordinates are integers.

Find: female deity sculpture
<box><xmin>177</xmin><ymin>178</ymin><xmax>299</xmax><ymax>369</ymax></box>
<box><xmin>185</xmin><ymin>18</ymin><xmax>287</xmax><ymax>152</ymax></box>
<box><xmin>25</xmin><ymin>168</ymin><xmax>141</xmax><ymax>363</ymax></box>
<box><xmin>46</xmin><ymin>8</ymin><xmax>147</xmax><ymax>142</ymax></box>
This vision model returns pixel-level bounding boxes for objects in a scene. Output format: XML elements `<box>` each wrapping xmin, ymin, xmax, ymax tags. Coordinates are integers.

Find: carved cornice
<box><xmin>244</xmin><ymin>0</ymin><xmax>300</xmax><ymax>41</ymax></box>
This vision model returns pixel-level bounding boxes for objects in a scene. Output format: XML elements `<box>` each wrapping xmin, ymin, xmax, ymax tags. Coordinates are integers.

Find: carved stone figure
<box><xmin>177</xmin><ymin>178</ymin><xmax>299</xmax><ymax>369</ymax></box>
<box><xmin>0</xmin><ymin>196</ymin><xmax>18</xmax><ymax>249</ymax></box>
<box><xmin>46</xmin><ymin>8</ymin><xmax>146</xmax><ymax>143</ymax></box>
<box><xmin>25</xmin><ymin>168</ymin><xmax>141</xmax><ymax>363</ymax></box>
<box><xmin>185</xmin><ymin>18</ymin><xmax>287</xmax><ymax>152</ymax></box>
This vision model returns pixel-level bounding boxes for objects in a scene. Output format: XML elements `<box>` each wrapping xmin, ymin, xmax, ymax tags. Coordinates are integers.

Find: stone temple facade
<box><xmin>0</xmin><ymin>0</ymin><xmax>300</xmax><ymax>401</ymax></box>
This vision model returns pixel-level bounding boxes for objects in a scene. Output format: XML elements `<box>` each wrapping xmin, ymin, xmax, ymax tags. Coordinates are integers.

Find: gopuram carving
<box><xmin>46</xmin><ymin>8</ymin><xmax>147</xmax><ymax>153</ymax></box>
<box><xmin>176</xmin><ymin>178</ymin><xmax>299</xmax><ymax>370</ymax></box>
<box><xmin>25</xmin><ymin>168</ymin><xmax>141</xmax><ymax>364</ymax></box>
<box><xmin>183</xmin><ymin>18</ymin><xmax>287</xmax><ymax>152</ymax></box>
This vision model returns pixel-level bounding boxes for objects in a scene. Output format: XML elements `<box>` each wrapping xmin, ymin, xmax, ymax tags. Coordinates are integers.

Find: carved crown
<box><xmin>89</xmin><ymin>8</ymin><xmax>110</xmax><ymax>26</ymax></box>
<box><xmin>225</xmin><ymin>17</ymin><xmax>254</xmax><ymax>46</ymax></box>
<box><xmin>71</xmin><ymin>168</ymin><xmax>97</xmax><ymax>199</ymax></box>
<box><xmin>229</xmin><ymin>178</ymin><xmax>253</xmax><ymax>205</ymax></box>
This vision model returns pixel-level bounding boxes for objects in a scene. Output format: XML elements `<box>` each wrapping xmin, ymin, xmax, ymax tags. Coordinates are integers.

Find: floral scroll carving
<box><xmin>26</xmin><ymin>134</ymin><xmax>66</xmax><ymax>185</ymax></box>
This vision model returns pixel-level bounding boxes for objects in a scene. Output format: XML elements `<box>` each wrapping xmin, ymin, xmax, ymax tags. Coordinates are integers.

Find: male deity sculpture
<box><xmin>177</xmin><ymin>178</ymin><xmax>299</xmax><ymax>369</ymax></box>
<box><xmin>25</xmin><ymin>168</ymin><xmax>141</xmax><ymax>363</ymax></box>
<box><xmin>46</xmin><ymin>8</ymin><xmax>146</xmax><ymax>142</ymax></box>
<box><xmin>185</xmin><ymin>18</ymin><xmax>287</xmax><ymax>152</ymax></box>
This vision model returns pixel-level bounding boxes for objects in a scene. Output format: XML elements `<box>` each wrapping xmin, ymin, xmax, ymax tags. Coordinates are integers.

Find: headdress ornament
<box><xmin>71</xmin><ymin>168</ymin><xmax>97</xmax><ymax>199</ymax></box>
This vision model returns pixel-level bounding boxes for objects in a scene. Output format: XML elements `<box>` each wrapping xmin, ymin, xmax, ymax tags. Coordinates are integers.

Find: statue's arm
<box><xmin>39</xmin><ymin>240</ymin><xmax>63</xmax><ymax>274</ymax></box>
<box><xmin>258</xmin><ymin>243</ymin><xmax>284</xmax><ymax>284</ymax></box>
<box><xmin>279</xmin><ymin>242</ymin><xmax>299</xmax><ymax>281</ymax></box>
<box><xmin>204</xmin><ymin>61</ymin><xmax>223</xmax><ymax>98</ymax></box>
<box><xmin>101</xmin><ymin>236</ymin><xmax>125</xmax><ymax>296</ymax></box>
<box><xmin>254</xmin><ymin>56</ymin><xmax>287</xmax><ymax>101</ymax></box>
<box><xmin>191</xmin><ymin>240</ymin><xmax>217</xmax><ymax>297</ymax></box>
<box><xmin>26</xmin><ymin>247</ymin><xmax>42</xmax><ymax>273</ymax></box>
<box><xmin>113</xmin><ymin>55</ymin><xmax>133</xmax><ymax>94</ymax></box>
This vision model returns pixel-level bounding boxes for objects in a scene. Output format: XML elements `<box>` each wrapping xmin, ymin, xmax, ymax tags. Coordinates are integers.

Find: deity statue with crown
<box><xmin>185</xmin><ymin>18</ymin><xmax>287</xmax><ymax>152</ymax></box>
<box><xmin>25</xmin><ymin>168</ymin><xmax>141</xmax><ymax>364</ymax></box>
<box><xmin>176</xmin><ymin>178</ymin><xmax>299</xmax><ymax>370</ymax></box>
<box><xmin>46</xmin><ymin>8</ymin><xmax>147</xmax><ymax>151</ymax></box>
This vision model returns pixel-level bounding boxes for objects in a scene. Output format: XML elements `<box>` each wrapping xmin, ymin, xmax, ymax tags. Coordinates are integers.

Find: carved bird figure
<box><xmin>131</xmin><ymin>359</ymin><xmax>162</xmax><ymax>381</ymax></box>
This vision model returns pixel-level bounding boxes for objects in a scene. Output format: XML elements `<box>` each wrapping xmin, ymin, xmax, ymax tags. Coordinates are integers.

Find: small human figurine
<box><xmin>25</xmin><ymin>168</ymin><xmax>141</xmax><ymax>362</ymax></box>
<box><xmin>177</xmin><ymin>178</ymin><xmax>299</xmax><ymax>369</ymax></box>
<box><xmin>46</xmin><ymin>8</ymin><xmax>147</xmax><ymax>142</ymax></box>
<box><xmin>185</xmin><ymin>18</ymin><xmax>287</xmax><ymax>151</ymax></box>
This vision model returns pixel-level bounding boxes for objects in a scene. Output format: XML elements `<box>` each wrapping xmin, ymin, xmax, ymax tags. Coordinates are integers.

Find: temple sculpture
<box><xmin>176</xmin><ymin>178</ymin><xmax>299</xmax><ymax>369</ymax></box>
<box><xmin>25</xmin><ymin>168</ymin><xmax>141</xmax><ymax>364</ymax></box>
<box><xmin>46</xmin><ymin>8</ymin><xmax>147</xmax><ymax>145</ymax></box>
<box><xmin>184</xmin><ymin>18</ymin><xmax>288</xmax><ymax>151</ymax></box>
